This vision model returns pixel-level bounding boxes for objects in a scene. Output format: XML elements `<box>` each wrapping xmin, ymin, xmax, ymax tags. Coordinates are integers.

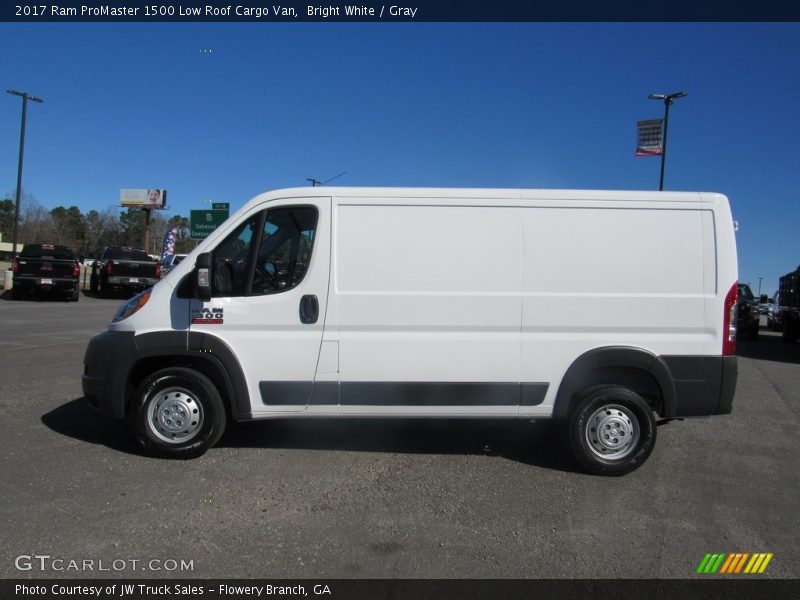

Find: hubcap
<box><xmin>146</xmin><ymin>387</ymin><xmax>204</xmax><ymax>444</ymax></box>
<box><xmin>585</xmin><ymin>404</ymin><xmax>639</xmax><ymax>460</ymax></box>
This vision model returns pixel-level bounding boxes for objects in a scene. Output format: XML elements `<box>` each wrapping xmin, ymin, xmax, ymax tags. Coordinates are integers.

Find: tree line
<box><xmin>1</xmin><ymin>193</ymin><xmax>196</xmax><ymax>259</ymax></box>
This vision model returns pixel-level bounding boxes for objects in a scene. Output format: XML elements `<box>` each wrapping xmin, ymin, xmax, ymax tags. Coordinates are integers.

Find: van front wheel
<box><xmin>129</xmin><ymin>367</ymin><xmax>226</xmax><ymax>459</ymax></box>
<box><xmin>568</xmin><ymin>386</ymin><xmax>656</xmax><ymax>476</ymax></box>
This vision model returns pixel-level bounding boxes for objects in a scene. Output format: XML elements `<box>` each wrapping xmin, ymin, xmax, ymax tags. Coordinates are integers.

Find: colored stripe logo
<box><xmin>696</xmin><ymin>553</ymin><xmax>773</xmax><ymax>574</ymax></box>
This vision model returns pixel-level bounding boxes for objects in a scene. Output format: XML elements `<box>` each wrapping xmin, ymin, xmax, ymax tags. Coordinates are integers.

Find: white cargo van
<box><xmin>83</xmin><ymin>187</ymin><xmax>739</xmax><ymax>474</ymax></box>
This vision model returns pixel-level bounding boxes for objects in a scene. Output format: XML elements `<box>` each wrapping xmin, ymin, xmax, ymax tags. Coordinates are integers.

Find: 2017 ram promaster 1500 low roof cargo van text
<box><xmin>83</xmin><ymin>187</ymin><xmax>739</xmax><ymax>475</ymax></box>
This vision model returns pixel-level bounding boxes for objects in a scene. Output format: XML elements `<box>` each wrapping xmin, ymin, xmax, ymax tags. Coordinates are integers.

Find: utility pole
<box><xmin>7</xmin><ymin>90</ymin><xmax>44</xmax><ymax>260</ymax></box>
<box><xmin>306</xmin><ymin>172</ymin><xmax>346</xmax><ymax>187</ymax></box>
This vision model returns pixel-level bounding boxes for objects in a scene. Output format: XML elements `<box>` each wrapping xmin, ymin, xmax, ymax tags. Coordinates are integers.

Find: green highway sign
<box><xmin>211</xmin><ymin>202</ymin><xmax>230</xmax><ymax>210</ymax></box>
<box><xmin>190</xmin><ymin>209</ymin><xmax>229</xmax><ymax>240</ymax></box>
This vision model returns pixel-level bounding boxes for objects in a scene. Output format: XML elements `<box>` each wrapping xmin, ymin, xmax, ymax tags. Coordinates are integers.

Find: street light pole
<box><xmin>7</xmin><ymin>90</ymin><xmax>44</xmax><ymax>261</ymax></box>
<box><xmin>648</xmin><ymin>91</ymin><xmax>687</xmax><ymax>191</ymax></box>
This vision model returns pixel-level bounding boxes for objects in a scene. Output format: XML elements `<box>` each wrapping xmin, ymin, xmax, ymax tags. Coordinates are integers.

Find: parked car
<box><xmin>12</xmin><ymin>243</ymin><xmax>81</xmax><ymax>301</ymax></box>
<box><xmin>90</xmin><ymin>246</ymin><xmax>160</xmax><ymax>298</ymax></box>
<box><xmin>737</xmin><ymin>283</ymin><xmax>759</xmax><ymax>340</ymax></box>
<box><xmin>757</xmin><ymin>294</ymin><xmax>772</xmax><ymax>315</ymax></box>
<box><xmin>767</xmin><ymin>291</ymin><xmax>781</xmax><ymax>330</ymax></box>
<box><xmin>159</xmin><ymin>253</ymin><xmax>187</xmax><ymax>277</ymax></box>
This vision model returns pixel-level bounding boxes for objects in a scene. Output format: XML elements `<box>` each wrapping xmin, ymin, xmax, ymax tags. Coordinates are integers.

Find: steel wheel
<box><xmin>584</xmin><ymin>403</ymin><xmax>640</xmax><ymax>461</ymax></box>
<box><xmin>145</xmin><ymin>386</ymin><xmax>205</xmax><ymax>444</ymax></box>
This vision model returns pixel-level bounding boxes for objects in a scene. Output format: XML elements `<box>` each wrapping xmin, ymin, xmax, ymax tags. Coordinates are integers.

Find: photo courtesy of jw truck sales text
<box><xmin>82</xmin><ymin>187</ymin><xmax>739</xmax><ymax>476</ymax></box>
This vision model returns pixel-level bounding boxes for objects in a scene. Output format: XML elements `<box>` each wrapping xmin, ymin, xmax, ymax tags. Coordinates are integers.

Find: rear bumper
<box><xmin>660</xmin><ymin>356</ymin><xmax>737</xmax><ymax>417</ymax></box>
<box><xmin>106</xmin><ymin>276</ymin><xmax>158</xmax><ymax>288</ymax></box>
<box><xmin>13</xmin><ymin>275</ymin><xmax>78</xmax><ymax>292</ymax></box>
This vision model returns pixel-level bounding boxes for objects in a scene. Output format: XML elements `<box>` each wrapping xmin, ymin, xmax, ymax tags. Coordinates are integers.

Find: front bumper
<box><xmin>82</xmin><ymin>330</ymin><xmax>140</xmax><ymax>419</ymax></box>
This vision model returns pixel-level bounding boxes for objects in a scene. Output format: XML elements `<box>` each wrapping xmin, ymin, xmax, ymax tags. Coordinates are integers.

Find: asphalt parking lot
<box><xmin>0</xmin><ymin>291</ymin><xmax>798</xmax><ymax>580</ymax></box>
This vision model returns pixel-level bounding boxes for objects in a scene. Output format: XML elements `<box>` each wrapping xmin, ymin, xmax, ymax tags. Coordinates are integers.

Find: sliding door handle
<box><xmin>300</xmin><ymin>294</ymin><xmax>319</xmax><ymax>324</ymax></box>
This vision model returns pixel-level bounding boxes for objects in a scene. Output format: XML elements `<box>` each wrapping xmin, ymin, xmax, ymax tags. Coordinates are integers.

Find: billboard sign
<box><xmin>190</xmin><ymin>209</ymin><xmax>229</xmax><ymax>240</ymax></box>
<box><xmin>120</xmin><ymin>188</ymin><xmax>167</xmax><ymax>209</ymax></box>
<box><xmin>636</xmin><ymin>119</ymin><xmax>664</xmax><ymax>156</ymax></box>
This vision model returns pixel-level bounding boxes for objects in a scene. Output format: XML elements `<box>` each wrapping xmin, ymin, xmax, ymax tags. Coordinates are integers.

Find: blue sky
<box><xmin>1</xmin><ymin>22</ymin><xmax>799</xmax><ymax>294</ymax></box>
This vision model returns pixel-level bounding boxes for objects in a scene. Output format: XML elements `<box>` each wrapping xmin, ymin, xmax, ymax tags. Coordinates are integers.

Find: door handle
<box><xmin>300</xmin><ymin>294</ymin><xmax>319</xmax><ymax>324</ymax></box>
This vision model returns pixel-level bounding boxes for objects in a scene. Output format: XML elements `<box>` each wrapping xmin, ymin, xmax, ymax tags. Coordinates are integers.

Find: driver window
<box><xmin>211</xmin><ymin>215</ymin><xmax>259</xmax><ymax>297</ymax></box>
<box><xmin>252</xmin><ymin>206</ymin><xmax>318</xmax><ymax>295</ymax></box>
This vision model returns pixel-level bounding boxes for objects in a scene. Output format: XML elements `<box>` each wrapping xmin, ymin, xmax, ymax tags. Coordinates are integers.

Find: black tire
<box><xmin>747</xmin><ymin>323</ymin><xmax>759</xmax><ymax>341</ymax></box>
<box><xmin>781</xmin><ymin>317</ymin><xmax>798</xmax><ymax>343</ymax></box>
<box><xmin>128</xmin><ymin>367</ymin><xmax>226</xmax><ymax>459</ymax></box>
<box><xmin>11</xmin><ymin>286</ymin><xmax>23</xmax><ymax>300</ymax></box>
<box><xmin>568</xmin><ymin>385</ymin><xmax>656</xmax><ymax>476</ymax></box>
<box><xmin>89</xmin><ymin>272</ymin><xmax>98</xmax><ymax>293</ymax></box>
<box><xmin>99</xmin><ymin>279</ymin><xmax>109</xmax><ymax>299</ymax></box>
<box><xmin>71</xmin><ymin>289</ymin><xmax>80</xmax><ymax>302</ymax></box>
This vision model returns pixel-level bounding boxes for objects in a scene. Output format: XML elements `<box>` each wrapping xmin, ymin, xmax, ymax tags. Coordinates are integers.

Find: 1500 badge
<box><xmin>192</xmin><ymin>307</ymin><xmax>223</xmax><ymax>324</ymax></box>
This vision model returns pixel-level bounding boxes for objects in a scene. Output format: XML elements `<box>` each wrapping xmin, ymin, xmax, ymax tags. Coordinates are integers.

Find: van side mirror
<box><xmin>195</xmin><ymin>252</ymin><xmax>212</xmax><ymax>301</ymax></box>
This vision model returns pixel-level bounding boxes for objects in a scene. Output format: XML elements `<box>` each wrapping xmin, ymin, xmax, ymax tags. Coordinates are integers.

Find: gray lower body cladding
<box><xmin>83</xmin><ymin>331</ymin><xmax>736</xmax><ymax>421</ymax></box>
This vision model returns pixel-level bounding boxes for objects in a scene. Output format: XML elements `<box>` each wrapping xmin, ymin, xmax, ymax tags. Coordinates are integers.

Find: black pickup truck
<box><xmin>12</xmin><ymin>243</ymin><xmax>81</xmax><ymax>301</ymax></box>
<box><xmin>90</xmin><ymin>246</ymin><xmax>160</xmax><ymax>298</ymax></box>
<box><xmin>737</xmin><ymin>282</ymin><xmax>760</xmax><ymax>341</ymax></box>
<box><xmin>778</xmin><ymin>265</ymin><xmax>800</xmax><ymax>342</ymax></box>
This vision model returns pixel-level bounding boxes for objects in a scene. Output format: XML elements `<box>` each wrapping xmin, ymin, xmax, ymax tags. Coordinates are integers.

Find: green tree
<box><xmin>0</xmin><ymin>198</ymin><xmax>14</xmax><ymax>241</ymax></box>
<box><xmin>168</xmin><ymin>215</ymin><xmax>195</xmax><ymax>253</ymax></box>
<box><xmin>84</xmin><ymin>208</ymin><xmax>122</xmax><ymax>257</ymax></box>
<box><xmin>49</xmin><ymin>205</ymin><xmax>86</xmax><ymax>251</ymax></box>
<box><xmin>119</xmin><ymin>207</ymin><xmax>147</xmax><ymax>248</ymax></box>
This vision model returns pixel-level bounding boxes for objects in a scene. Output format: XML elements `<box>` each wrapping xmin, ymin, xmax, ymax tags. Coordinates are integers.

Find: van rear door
<box><xmin>189</xmin><ymin>197</ymin><xmax>331</xmax><ymax>413</ymax></box>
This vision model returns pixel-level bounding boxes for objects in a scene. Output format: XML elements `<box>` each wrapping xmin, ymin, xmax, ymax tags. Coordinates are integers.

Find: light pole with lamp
<box><xmin>648</xmin><ymin>91</ymin><xmax>686</xmax><ymax>191</ymax></box>
<box><xmin>7</xmin><ymin>89</ymin><xmax>44</xmax><ymax>261</ymax></box>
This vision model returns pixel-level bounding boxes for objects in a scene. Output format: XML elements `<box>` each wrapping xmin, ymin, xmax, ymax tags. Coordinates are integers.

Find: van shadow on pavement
<box><xmin>43</xmin><ymin>397</ymin><xmax>595</xmax><ymax>473</ymax></box>
<box><xmin>41</xmin><ymin>398</ymin><xmax>145</xmax><ymax>456</ymax></box>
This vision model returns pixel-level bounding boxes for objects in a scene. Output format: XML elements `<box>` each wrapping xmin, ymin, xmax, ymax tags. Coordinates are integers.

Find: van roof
<box><xmin>240</xmin><ymin>187</ymin><xmax>727</xmax><ymax>212</ymax></box>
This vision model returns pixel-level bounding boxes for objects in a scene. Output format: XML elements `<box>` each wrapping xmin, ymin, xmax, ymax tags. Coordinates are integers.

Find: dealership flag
<box><xmin>160</xmin><ymin>227</ymin><xmax>178</xmax><ymax>262</ymax></box>
<box><xmin>636</xmin><ymin>119</ymin><xmax>664</xmax><ymax>156</ymax></box>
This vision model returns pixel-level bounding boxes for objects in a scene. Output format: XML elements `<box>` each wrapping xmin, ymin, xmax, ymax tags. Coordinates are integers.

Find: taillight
<box><xmin>155</xmin><ymin>263</ymin><xmax>161</xmax><ymax>278</ymax></box>
<box><xmin>723</xmin><ymin>281</ymin><xmax>738</xmax><ymax>355</ymax></box>
<box><xmin>106</xmin><ymin>262</ymin><xmax>113</xmax><ymax>275</ymax></box>
<box><xmin>12</xmin><ymin>258</ymin><xmax>19</xmax><ymax>273</ymax></box>
<box><xmin>73</xmin><ymin>261</ymin><xmax>80</xmax><ymax>278</ymax></box>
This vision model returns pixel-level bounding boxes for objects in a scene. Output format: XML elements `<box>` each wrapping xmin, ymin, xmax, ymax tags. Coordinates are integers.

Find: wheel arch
<box><xmin>125</xmin><ymin>331</ymin><xmax>251</xmax><ymax>420</ymax></box>
<box><xmin>553</xmin><ymin>346</ymin><xmax>677</xmax><ymax>420</ymax></box>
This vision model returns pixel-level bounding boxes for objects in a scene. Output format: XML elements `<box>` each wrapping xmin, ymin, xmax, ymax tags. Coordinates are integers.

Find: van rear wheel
<box><xmin>568</xmin><ymin>385</ymin><xmax>656</xmax><ymax>476</ymax></box>
<box><xmin>129</xmin><ymin>367</ymin><xmax>226</xmax><ymax>459</ymax></box>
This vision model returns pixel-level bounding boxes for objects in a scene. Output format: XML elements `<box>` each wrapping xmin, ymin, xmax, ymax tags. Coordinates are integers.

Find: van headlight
<box><xmin>112</xmin><ymin>289</ymin><xmax>152</xmax><ymax>323</ymax></box>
